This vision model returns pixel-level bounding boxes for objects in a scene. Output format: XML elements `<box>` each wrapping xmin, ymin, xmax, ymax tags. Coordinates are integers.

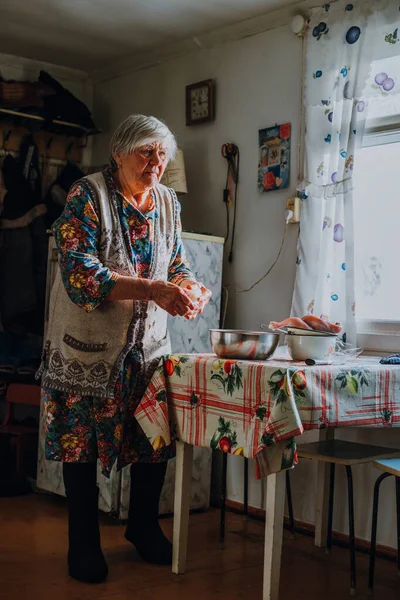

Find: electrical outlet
<box><xmin>286</xmin><ymin>197</ymin><xmax>301</xmax><ymax>223</ymax></box>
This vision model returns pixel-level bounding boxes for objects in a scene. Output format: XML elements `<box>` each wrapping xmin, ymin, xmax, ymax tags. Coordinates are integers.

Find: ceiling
<box><xmin>0</xmin><ymin>0</ymin><xmax>302</xmax><ymax>73</ymax></box>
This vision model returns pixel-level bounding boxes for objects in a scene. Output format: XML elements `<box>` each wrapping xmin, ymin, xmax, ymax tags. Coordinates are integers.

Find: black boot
<box><xmin>63</xmin><ymin>462</ymin><xmax>108</xmax><ymax>583</ymax></box>
<box><xmin>125</xmin><ymin>461</ymin><xmax>172</xmax><ymax>565</ymax></box>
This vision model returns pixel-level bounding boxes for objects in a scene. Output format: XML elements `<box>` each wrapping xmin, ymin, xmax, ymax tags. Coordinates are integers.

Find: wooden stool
<box><xmin>297</xmin><ymin>439</ymin><xmax>400</xmax><ymax>595</ymax></box>
<box><xmin>368</xmin><ymin>459</ymin><xmax>400</xmax><ymax>594</ymax></box>
<box><xmin>0</xmin><ymin>383</ymin><xmax>41</xmax><ymax>480</ymax></box>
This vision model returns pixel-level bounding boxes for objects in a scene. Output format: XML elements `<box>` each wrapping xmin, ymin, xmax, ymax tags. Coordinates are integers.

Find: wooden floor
<box><xmin>0</xmin><ymin>493</ymin><xmax>399</xmax><ymax>600</ymax></box>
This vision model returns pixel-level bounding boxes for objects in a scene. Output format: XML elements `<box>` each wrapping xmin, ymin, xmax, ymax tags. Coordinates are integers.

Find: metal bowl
<box><xmin>210</xmin><ymin>329</ymin><xmax>280</xmax><ymax>361</ymax></box>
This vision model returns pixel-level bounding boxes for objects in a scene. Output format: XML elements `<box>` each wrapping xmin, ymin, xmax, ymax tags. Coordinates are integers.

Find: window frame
<box><xmin>355</xmin><ymin>119</ymin><xmax>400</xmax><ymax>352</ymax></box>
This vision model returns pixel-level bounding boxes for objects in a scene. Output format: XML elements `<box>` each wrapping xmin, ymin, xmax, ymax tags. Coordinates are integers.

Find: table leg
<box><xmin>315</xmin><ymin>428</ymin><xmax>335</xmax><ymax>547</ymax></box>
<box><xmin>244</xmin><ymin>457</ymin><xmax>249</xmax><ymax>516</ymax></box>
<box><xmin>263</xmin><ymin>471</ymin><xmax>286</xmax><ymax>600</ymax></box>
<box><xmin>220</xmin><ymin>452</ymin><xmax>228</xmax><ymax>543</ymax></box>
<box><xmin>172</xmin><ymin>441</ymin><xmax>194</xmax><ymax>575</ymax></box>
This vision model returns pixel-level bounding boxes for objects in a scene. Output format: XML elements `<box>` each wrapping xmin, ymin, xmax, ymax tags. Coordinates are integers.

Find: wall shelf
<box><xmin>0</xmin><ymin>107</ymin><xmax>100</xmax><ymax>137</ymax></box>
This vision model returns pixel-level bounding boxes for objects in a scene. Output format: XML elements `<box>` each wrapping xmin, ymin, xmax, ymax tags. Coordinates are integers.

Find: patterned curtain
<box><xmin>291</xmin><ymin>0</ymin><xmax>400</xmax><ymax>345</ymax></box>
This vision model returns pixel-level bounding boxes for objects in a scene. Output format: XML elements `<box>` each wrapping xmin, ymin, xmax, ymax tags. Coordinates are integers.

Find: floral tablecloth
<box><xmin>134</xmin><ymin>354</ymin><xmax>400</xmax><ymax>478</ymax></box>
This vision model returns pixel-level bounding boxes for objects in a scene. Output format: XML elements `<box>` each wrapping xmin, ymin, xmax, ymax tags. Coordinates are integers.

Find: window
<box><xmin>354</xmin><ymin>93</ymin><xmax>400</xmax><ymax>352</ymax></box>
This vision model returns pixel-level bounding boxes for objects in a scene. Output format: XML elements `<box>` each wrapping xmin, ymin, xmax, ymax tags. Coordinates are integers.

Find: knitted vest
<box><xmin>38</xmin><ymin>170</ymin><xmax>177</xmax><ymax>398</ymax></box>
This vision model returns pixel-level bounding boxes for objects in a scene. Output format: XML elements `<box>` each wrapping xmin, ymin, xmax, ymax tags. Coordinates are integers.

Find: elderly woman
<box><xmin>38</xmin><ymin>115</ymin><xmax>211</xmax><ymax>584</ymax></box>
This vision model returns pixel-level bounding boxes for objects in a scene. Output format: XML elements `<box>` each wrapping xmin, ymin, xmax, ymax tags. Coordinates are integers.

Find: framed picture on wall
<box><xmin>258</xmin><ymin>123</ymin><xmax>291</xmax><ymax>192</ymax></box>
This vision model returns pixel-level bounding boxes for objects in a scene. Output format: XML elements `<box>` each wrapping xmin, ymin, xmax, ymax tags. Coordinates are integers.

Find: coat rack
<box><xmin>0</xmin><ymin>122</ymin><xmax>85</xmax><ymax>163</ymax></box>
<box><xmin>0</xmin><ymin>102</ymin><xmax>101</xmax><ymax>164</ymax></box>
<box><xmin>0</xmin><ymin>107</ymin><xmax>96</xmax><ymax>136</ymax></box>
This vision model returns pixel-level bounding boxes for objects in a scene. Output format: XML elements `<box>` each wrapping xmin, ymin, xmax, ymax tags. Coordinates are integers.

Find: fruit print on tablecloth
<box><xmin>268</xmin><ymin>369</ymin><xmax>308</xmax><ymax>406</ymax></box>
<box><xmin>210</xmin><ymin>360</ymin><xmax>243</xmax><ymax>396</ymax></box>
<box><xmin>335</xmin><ymin>368</ymin><xmax>370</xmax><ymax>394</ymax></box>
<box><xmin>381</xmin><ymin>408</ymin><xmax>393</xmax><ymax>427</ymax></box>
<box><xmin>210</xmin><ymin>416</ymin><xmax>242</xmax><ymax>454</ymax></box>
<box><xmin>163</xmin><ymin>355</ymin><xmax>189</xmax><ymax>378</ymax></box>
<box><xmin>135</xmin><ymin>354</ymin><xmax>400</xmax><ymax>479</ymax></box>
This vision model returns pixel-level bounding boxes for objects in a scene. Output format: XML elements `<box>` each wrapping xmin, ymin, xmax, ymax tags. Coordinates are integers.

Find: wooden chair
<box><xmin>295</xmin><ymin>439</ymin><xmax>400</xmax><ymax>595</ymax></box>
<box><xmin>0</xmin><ymin>383</ymin><xmax>41</xmax><ymax>480</ymax></box>
<box><xmin>368</xmin><ymin>459</ymin><xmax>400</xmax><ymax>594</ymax></box>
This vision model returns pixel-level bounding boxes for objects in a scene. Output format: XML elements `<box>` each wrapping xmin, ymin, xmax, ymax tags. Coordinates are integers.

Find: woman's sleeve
<box><xmin>168</xmin><ymin>198</ymin><xmax>196</xmax><ymax>286</ymax></box>
<box><xmin>53</xmin><ymin>182</ymin><xmax>118</xmax><ymax>312</ymax></box>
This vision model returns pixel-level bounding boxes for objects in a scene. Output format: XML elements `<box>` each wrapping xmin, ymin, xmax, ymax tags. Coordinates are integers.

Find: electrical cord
<box><xmin>221</xmin><ymin>143</ymin><xmax>239</xmax><ymax>263</ymax></box>
<box><xmin>221</xmin><ymin>286</ymin><xmax>229</xmax><ymax>328</ymax></box>
<box><xmin>225</xmin><ymin>169</ymin><xmax>230</xmax><ymax>241</ymax></box>
<box><xmin>228</xmin><ymin>148</ymin><xmax>239</xmax><ymax>263</ymax></box>
<box><xmin>237</xmin><ymin>223</ymin><xmax>288</xmax><ymax>293</ymax></box>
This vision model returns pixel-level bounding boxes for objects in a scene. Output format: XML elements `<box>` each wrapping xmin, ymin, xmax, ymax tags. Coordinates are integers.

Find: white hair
<box><xmin>109</xmin><ymin>114</ymin><xmax>177</xmax><ymax>169</ymax></box>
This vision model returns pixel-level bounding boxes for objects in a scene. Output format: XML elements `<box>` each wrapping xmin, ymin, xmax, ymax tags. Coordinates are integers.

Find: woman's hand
<box><xmin>180</xmin><ymin>280</ymin><xmax>212</xmax><ymax>320</ymax></box>
<box><xmin>150</xmin><ymin>281</ymin><xmax>195</xmax><ymax>317</ymax></box>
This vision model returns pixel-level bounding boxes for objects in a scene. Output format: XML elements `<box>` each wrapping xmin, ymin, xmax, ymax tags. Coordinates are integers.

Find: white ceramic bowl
<box><xmin>287</xmin><ymin>326</ymin><xmax>337</xmax><ymax>338</ymax></box>
<box><xmin>286</xmin><ymin>333</ymin><xmax>336</xmax><ymax>361</ymax></box>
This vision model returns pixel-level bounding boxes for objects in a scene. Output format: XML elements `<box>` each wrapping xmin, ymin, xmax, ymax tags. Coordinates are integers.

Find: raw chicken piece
<box><xmin>301</xmin><ymin>315</ymin><xmax>342</xmax><ymax>334</ymax></box>
<box><xmin>269</xmin><ymin>318</ymin><xmax>311</xmax><ymax>330</ymax></box>
<box><xmin>269</xmin><ymin>315</ymin><xmax>342</xmax><ymax>334</ymax></box>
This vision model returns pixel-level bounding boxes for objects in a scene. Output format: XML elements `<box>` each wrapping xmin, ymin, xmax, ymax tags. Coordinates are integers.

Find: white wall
<box><xmin>93</xmin><ymin>27</ymin><xmax>400</xmax><ymax>550</ymax></box>
<box><xmin>93</xmin><ymin>26</ymin><xmax>300</xmax><ymax>333</ymax></box>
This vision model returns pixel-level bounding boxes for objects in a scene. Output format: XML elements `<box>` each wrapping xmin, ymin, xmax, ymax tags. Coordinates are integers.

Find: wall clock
<box><xmin>186</xmin><ymin>79</ymin><xmax>215</xmax><ymax>126</ymax></box>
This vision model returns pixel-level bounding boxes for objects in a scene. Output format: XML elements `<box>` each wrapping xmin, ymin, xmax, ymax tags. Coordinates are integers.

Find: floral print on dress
<box><xmin>54</xmin><ymin>183</ymin><xmax>118</xmax><ymax>312</ymax></box>
<box><xmin>45</xmin><ymin>176</ymin><xmax>194</xmax><ymax>477</ymax></box>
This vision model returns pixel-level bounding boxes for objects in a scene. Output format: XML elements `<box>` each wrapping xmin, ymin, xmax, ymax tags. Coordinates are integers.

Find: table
<box><xmin>135</xmin><ymin>354</ymin><xmax>400</xmax><ymax>599</ymax></box>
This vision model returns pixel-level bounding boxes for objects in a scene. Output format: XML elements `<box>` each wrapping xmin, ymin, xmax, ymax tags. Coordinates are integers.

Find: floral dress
<box><xmin>43</xmin><ymin>175</ymin><xmax>194</xmax><ymax>477</ymax></box>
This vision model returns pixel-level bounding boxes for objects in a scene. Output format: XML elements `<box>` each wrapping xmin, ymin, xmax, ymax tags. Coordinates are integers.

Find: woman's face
<box><xmin>115</xmin><ymin>142</ymin><xmax>169</xmax><ymax>193</ymax></box>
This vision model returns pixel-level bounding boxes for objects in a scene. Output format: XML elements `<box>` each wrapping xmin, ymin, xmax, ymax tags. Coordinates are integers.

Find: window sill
<box><xmin>358</xmin><ymin>332</ymin><xmax>400</xmax><ymax>354</ymax></box>
<box><xmin>357</xmin><ymin>320</ymin><xmax>400</xmax><ymax>353</ymax></box>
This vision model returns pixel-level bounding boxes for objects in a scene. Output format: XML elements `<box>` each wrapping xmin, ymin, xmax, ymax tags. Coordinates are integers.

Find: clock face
<box><xmin>186</xmin><ymin>79</ymin><xmax>214</xmax><ymax>125</ymax></box>
<box><xmin>190</xmin><ymin>86</ymin><xmax>209</xmax><ymax>120</ymax></box>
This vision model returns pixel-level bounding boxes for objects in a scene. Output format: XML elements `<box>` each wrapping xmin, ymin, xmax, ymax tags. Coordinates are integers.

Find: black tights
<box><xmin>62</xmin><ymin>461</ymin><xmax>168</xmax><ymax>492</ymax></box>
<box><xmin>62</xmin><ymin>460</ymin><xmax>172</xmax><ymax>567</ymax></box>
<box><xmin>63</xmin><ymin>461</ymin><xmax>97</xmax><ymax>492</ymax></box>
